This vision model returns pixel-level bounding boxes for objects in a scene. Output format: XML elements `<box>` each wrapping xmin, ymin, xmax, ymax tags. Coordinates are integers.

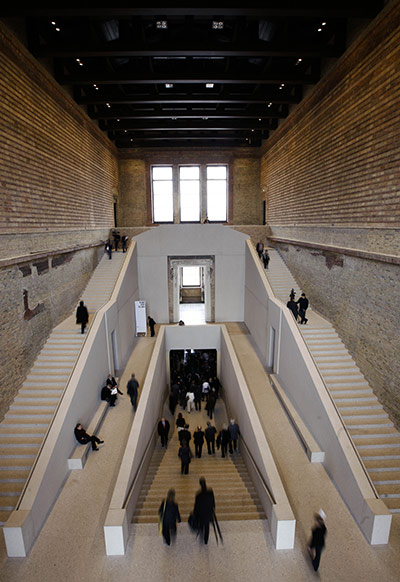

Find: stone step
<box><xmin>0</xmin><ymin>446</ymin><xmax>39</xmax><ymax>458</ymax></box>
<box><xmin>19</xmin><ymin>388</ymin><xmax>63</xmax><ymax>396</ymax></box>
<box><xmin>345</xmin><ymin>418</ymin><xmax>393</xmax><ymax>428</ymax></box>
<box><xmin>25</xmin><ymin>373</ymin><xmax>70</xmax><ymax>381</ymax></box>
<box><xmin>9</xmin><ymin>402</ymin><xmax>58</xmax><ymax>411</ymax></box>
<box><xmin>313</xmin><ymin>355</ymin><xmax>354</xmax><ymax>362</ymax></box>
<box><xmin>360</xmin><ymin>448</ymin><xmax>400</xmax><ymax>460</ymax></box>
<box><xmin>330</xmin><ymin>388</ymin><xmax>373</xmax><ymax>397</ymax></box>
<box><xmin>364</xmin><ymin>458</ymin><xmax>400</xmax><ymax>470</ymax></box>
<box><xmin>0</xmin><ymin>481</ymin><xmax>24</xmax><ymax>495</ymax></box>
<box><xmin>0</xmin><ymin>468</ymin><xmax>30</xmax><ymax>481</ymax></box>
<box><xmin>0</xmin><ymin>436</ymin><xmax>43</xmax><ymax>446</ymax></box>
<box><xmin>355</xmin><ymin>438</ymin><xmax>400</xmax><ymax>449</ymax></box>
<box><xmin>0</xmin><ymin>496</ymin><xmax>18</xmax><ymax>511</ymax></box>
<box><xmin>23</xmin><ymin>381</ymin><xmax>65</xmax><ymax>389</ymax></box>
<box><xmin>133</xmin><ymin>506</ymin><xmax>265</xmax><ymax>523</ymax></box>
<box><xmin>327</xmin><ymin>380</ymin><xmax>369</xmax><ymax>388</ymax></box>
<box><xmin>349</xmin><ymin>427</ymin><xmax>399</xmax><ymax>437</ymax></box>
<box><xmin>375</xmin><ymin>484</ymin><xmax>400</xmax><ymax>497</ymax></box>
<box><xmin>0</xmin><ymin>417</ymin><xmax>50</xmax><ymax>427</ymax></box>
<box><xmin>5</xmin><ymin>409</ymin><xmax>54</xmax><ymax>419</ymax></box>
<box><xmin>0</xmin><ymin>458</ymin><xmax>33</xmax><ymax>469</ymax></box>
<box><xmin>36</xmin><ymin>355</ymin><xmax>77</xmax><ymax>362</ymax></box>
<box><xmin>381</xmin><ymin>499</ymin><xmax>400</xmax><ymax>513</ymax></box>
<box><xmin>337</xmin><ymin>402</ymin><xmax>383</xmax><ymax>411</ymax></box>
<box><xmin>371</xmin><ymin>471</ymin><xmax>400</xmax><ymax>485</ymax></box>
<box><xmin>340</xmin><ymin>409</ymin><xmax>389</xmax><ymax>420</ymax></box>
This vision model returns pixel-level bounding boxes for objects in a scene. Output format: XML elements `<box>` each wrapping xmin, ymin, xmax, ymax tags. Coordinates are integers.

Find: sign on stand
<box><xmin>135</xmin><ymin>300</ymin><xmax>147</xmax><ymax>336</ymax></box>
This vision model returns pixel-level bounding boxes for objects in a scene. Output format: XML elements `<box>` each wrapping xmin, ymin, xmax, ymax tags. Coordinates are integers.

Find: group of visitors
<box><xmin>287</xmin><ymin>290</ymin><xmax>309</xmax><ymax>324</ymax></box>
<box><xmin>105</xmin><ymin>230</ymin><xmax>129</xmax><ymax>259</ymax></box>
<box><xmin>159</xmin><ymin>477</ymin><xmax>219</xmax><ymax>546</ymax></box>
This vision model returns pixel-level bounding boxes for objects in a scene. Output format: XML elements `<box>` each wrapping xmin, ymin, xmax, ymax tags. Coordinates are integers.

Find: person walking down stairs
<box><xmin>75</xmin><ymin>300</ymin><xmax>89</xmax><ymax>334</ymax></box>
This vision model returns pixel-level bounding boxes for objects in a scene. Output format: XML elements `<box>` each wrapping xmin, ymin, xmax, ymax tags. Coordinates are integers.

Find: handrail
<box><xmin>15</xmin><ymin>245</ymin><xmax>132</xmax><ymax>509</ymax></box>
<box><xmin>222</xmin><ymin>390</ymin><xmax>276</xmax><ymax>505</ymax></box>
<box><xmin>266</xmin><ymin>248</ymin><xmax>379</xmax><ymax>498</ymax></box>
<box><xmin>122</xmin><ymin>421</ymin><xmax>159</xmax><ymax>510</ymax></box>
<box><xmin>239</xmin><ymin>434</ymin><xmax>276</xmax><ymax>505</ymax></box>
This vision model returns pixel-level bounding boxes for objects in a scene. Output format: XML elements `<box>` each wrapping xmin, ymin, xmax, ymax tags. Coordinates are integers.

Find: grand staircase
<box><xmin>0</xmin><ymin>250</ymin><xmax>126</xmax><ymax>526</ymax></box>
<box><xmin>132</xmin><ymin>405</ymin><xmax>265</xmax><ymax>525</ymax></box>
<box><xmin>263</xmin><ymin>248</ymin><xmax>400</xmax><ymax>513</ymax></box>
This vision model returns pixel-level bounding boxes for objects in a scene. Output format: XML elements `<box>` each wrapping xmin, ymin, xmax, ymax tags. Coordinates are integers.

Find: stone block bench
<box><xmin>68</xmin><ymin>401</ymin><xmax>109</xmax><ymax>470</ymax></box>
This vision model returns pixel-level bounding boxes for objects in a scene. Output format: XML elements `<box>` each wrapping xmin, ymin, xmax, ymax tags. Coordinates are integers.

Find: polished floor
<box><xmin>1</xmin><ymin>328</ymin><xmax>400</xmax><ymax>582</ymax></box>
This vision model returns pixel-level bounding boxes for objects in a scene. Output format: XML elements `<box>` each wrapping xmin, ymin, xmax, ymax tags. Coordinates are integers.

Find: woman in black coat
<box><xmin>76</xmin><ymin>300</ymin><xmax>89</xmax><ymax>334</ymax></box>
<box><xmin>159</xmin><ymin>489</ymin><xmax>181</xmax><ymax>546</ymax></box>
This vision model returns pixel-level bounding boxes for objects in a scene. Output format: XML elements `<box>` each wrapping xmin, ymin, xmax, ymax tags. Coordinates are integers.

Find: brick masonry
<box><xmin>118</xmin><ymin>148</ymin><xmax>262</xmax><ymax>226</ymax></box>
<box><xmin>0</xmin><ymin>243</ymin><xmax>104</xmax><ymax>420</ymax></box>
<box><xmin>260</xmin><ymin>4</ymin><xmax>400</xmax><ymax>427</ymax></box>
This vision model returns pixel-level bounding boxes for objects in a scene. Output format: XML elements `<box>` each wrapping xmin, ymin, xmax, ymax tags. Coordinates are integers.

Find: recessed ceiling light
<box><xmin>156</xmin><ymin>20</ymin><xmax>167</xmax><ymax>29</ymax></box>
<box><xmin>212</xmin><ymin>21</ymin><xmax>224</xmax><ymax>30</ymax></box>
<box><xmin>206</xmin><ymin>83</ymin><xmax>214</xmax><ymax>89</ymax></box>
<box><xmin>165</xmin><ymin>83</ymin><xmax>174</xmax><ymax>89</ymax></box>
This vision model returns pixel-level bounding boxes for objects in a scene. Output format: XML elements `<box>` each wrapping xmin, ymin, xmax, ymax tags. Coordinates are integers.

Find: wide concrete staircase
<box><xmin>0</xmin><ymin>251</ymin><xmax>126</xmax><ymax>526</ymax></box>
<box><xmin>132</xmin><ymin>406</ymin><xmax>266</xmax><ymax>525</ymax></box>
<box><xmin>264</xmin><ymin>248</ymin><xmax>400</xmax><ymax>514</ymax></box>
<box><xmin>261</xmin><ymin>248</ymin><xmax>302</xmax><ymax>303</ymax></box>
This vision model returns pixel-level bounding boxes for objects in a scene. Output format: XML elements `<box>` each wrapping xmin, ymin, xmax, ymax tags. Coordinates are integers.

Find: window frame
<box><xmin>151</xmin><ymin>164</ymin><xmax>174</xmax><ymax>223</ymax></box>
<box><xmin>178</xmin><ymin>165</ymin><xmax>201</xmax><ymax>223</ymax></box>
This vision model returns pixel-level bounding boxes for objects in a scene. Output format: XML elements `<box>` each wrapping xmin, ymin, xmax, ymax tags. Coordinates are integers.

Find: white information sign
<box><xmin>135</xmin><ymin>300</ymin><xmax>147</xmax><ymax>336</ymax></box>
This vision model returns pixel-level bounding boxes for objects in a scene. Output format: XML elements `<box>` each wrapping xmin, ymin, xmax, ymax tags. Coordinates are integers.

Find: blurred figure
<box><xmin>193</xmin><ymin>426</ymin><xmax>205</xmax><ymax>458</ymax></box>
<box><xmin>159</xmin><ymin>489</ymin><xmax>181</xmax><ymax>546</ymax></box>
<box><xmin>308</xmin><ymin>512</ymin><xmax>327</xmax><ymax>572</ymax></box>
<box><xmin>256</xmin><ymin>240</ymin><xmax>264</xmax><ymax>258</ymax></box>
<box><xmin>297</xmin><ymin>292</ymin><xmax>309</xmax><ymax>324</ymax></box>
<box><xmin>286</xmin><ymin>297</ymin><xmax>299</xmax><ymax>322</ymax></box>
<box><xmin>126</xmin><ymin>373</ymin><xmax>139</xmax><ymax>411</ymax></box>
<box><xmin>216</xmin><ymin>423</ymin><xmax>230</xmax><ymax>458</ymax></box>
<box><xmin>148</xmin><ymin>315</ymin><xmax>156</xmax><ymax>337</ymax></box>
<box><xmin>193</xmin><ymin>477</ymin><xmax>215</xmax><ymax>544</ymax></box>
<box><xmin>262</xmin><ymin>248</ymin><xmax>270</xmax><ymax>269</ymax></box>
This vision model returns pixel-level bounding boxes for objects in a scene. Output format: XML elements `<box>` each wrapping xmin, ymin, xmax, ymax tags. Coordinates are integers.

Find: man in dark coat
<box><xmin>256</xmin><ymin>240</ymin><xmax>264</xmax><ymax>258</ymax></box>
<box><xmin>216</xmin><ymin>424</ymin><xmax>230</xmax><ymax>458</ymax></box>
<box><xmin>178</xmin><ymin>424</ymin><xmax>191</xmax><ymax>445</ymax></box>
<box><xmin>205</xmin><ymin>388</ymin><xmax>217</xmax><ymax>420</ymax></box>
<box><xmin>178</xmin><ymin>440</ymin><xmax>193</xmax><ymax>474</ymax></box>
<box><xmin>101</xmin><ymin>384</ymin><xmax>117</xmax><ymax>406</ymax></box>
<box><xmin>148</xmin><ymin>315</ymin><xmax>156</xmax><ymax>337</ymax></box>
<box><xmin>297</xmin><ymin>292</ymin><xmax>309</xmax><ymax>324</ymax></box>
<box><xmin>193</xmin><ymin>426</ymin><xmax>205</xmax><ymax>458</ymax></box>
<box><xmin>159</xmin><ymin>489</ymin><xmax>181</xmax><ymax>546</ymax></box>
<box><xmin>75</xmin><ymin>300</ymin><xmax>89</xmax><ymax>334</ymax></box>
<box><xmin>126</xmin><ymin>373</ymin><xmax>139</xmax><ymax>411</ymax></box>
<box><xmin>228</xmin><ymin>419</ymin><xmax>240</xmax><ymax>454</ymax></box>
<box><xmin>74</xmin><ymin>423</ymin><xmax>103</xmax><ymax>451</ymax></box>
<box><xmin>193</xmin><ymin>478</ymin><xmax>215</xmax><ymax>544</ymax></box>
<box><xmin>157</xmin><ymin>417</ymin><xmax>170</xmax><ymax>448</ymax></box>
<box><xmin>205</xmin><ymin>421</ymin><xmax>217</xmax><ymax>455</ymax></box>
<box><xmin>286</xmin><ymin>298</ymin><xmax>299</xmax><ymax>322</ymax></box>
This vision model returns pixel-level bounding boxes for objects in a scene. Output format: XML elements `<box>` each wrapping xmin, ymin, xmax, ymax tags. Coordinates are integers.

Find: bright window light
<box><xmin>182</xmin><ymin>266</ymin><xmax>201</xmax><ymax>287</ymax></box>
<box><xmin>206</xmin><ymin>165</ymin><xmax>227</xmax><ymax>221</ymax></box>
<box><xmin>179</xmin><ymin>166</ymin><xmax>200</xmax><ymax>222</ymax></box>
<box><xmin>152</xmin><ymin>166</ymin><xmax>173</xmax><ymax>222</ymax></box>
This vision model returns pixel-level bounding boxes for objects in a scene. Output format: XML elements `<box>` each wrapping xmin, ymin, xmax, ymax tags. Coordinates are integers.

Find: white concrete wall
<box><xmin>133</xmin><ymin>225</ymin><xmax>248</xmax><ymax>323</ymax></box>
<box><xmin>3</xmin><ymin>243</ymin><xmax>140</xmax><ymax>557</ymax></box>
<box><xmin>243</xmin><ymin>240</ymin><xmax>392</xmax><ymax>545</ymax></box>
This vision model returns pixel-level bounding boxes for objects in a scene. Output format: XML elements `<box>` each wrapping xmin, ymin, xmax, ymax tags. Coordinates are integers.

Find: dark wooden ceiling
<box><xmin>2</xmin><ymin>3</ymin><xmax>385</xmax><ymax>149</ymax></box>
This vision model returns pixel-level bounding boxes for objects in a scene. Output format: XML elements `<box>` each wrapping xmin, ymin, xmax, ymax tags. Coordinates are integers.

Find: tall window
<box><xmin>206</xmin><ymin>165</ymin><xmax>227</xmax><ymax>222</ymax></box>
<box><xmin>179</xmin><ymin>166</ymin><xmax>200</xmax><ymax>222</ymax></box>
<box><xmin>152</xmin><ymin>166</ymin><xmax>173</xmax><ymax>222</ymax></box>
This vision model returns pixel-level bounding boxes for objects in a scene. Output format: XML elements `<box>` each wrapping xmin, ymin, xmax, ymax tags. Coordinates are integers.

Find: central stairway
<box><xmin>0</xmin><ymin>250</ymin><xmax>127</xmax><ymax>526</ymax></box>
<box><xmin>262</xmin><ymin>248</ymin><xmax>400</xmax><ymax>513</ymax></box>
<box><xmin>132</xmin><ymin>404</ymin><xmax>265</xmax><ymax>524</ymax></box>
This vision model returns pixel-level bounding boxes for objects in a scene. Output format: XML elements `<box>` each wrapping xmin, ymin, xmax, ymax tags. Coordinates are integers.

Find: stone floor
<box><xmin>1</xmin><ymin>326</ymin><xmax>399</xmax><ymax>582</ymax></box>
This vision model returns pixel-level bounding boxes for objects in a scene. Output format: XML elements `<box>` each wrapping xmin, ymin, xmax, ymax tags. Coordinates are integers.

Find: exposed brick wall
<box><xmin>260</xmin><ymin>5</ymin><xmax>400</xmax><ymax>428</ymax></box>
<box><xmin>273</xmin><ymin>240</ymin><xmax>400</xmax><ymax>428</ymax></box>
<box><xmin>261</xmin><ymin>4</ymin><xmax>400</xmax><ymax>228</ymax></box>
<box><xmin>0</xmin><ymin>244</ymin><xmax>104</xmax><ymax>420</ymax></box>
<box><xmin>118</xmin><ymin>148</ymin><xmax>262</xmax><ymax>226</ymax></box>
<box><xmin>0</xmin><ymin>23</ymin><xmax>118</xmax><ymax>419</ymax></box>
<box><xmin>0</xmin><ymin>22</ymin><xmax>118</xmax><ymax>234</ymax></box>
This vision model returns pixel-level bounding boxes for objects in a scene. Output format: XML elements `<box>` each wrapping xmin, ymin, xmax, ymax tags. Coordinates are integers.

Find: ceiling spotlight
<box><xmin>106</xmin><ymin>103</ymin><xmax>111</xmax><ymax>108</ymax></box>
<box><xmin>318</xmin><ymin>28</ymin><xmax>322</xmax><ymax>32</ymax></box>
<box><xmin>206</xmin><ymin>83</ymin><xmax>214</xmax><ymax>89</ymax></box>
<box><xmin>267</xmin><ymin>102</ymin><xmax>272</xmax><ymax>107</ymax></box>
<box><xmin>165</xmin><ymin>83</ymin><xmax>174</xmax><ymax>89</ymax></box>
<box><xmin>212</xmin><ymin>21</ymin><xmax>224</xmax><ymax>30</ymax></box>
<box><xmin>259</xmin><ymin>118</ymin><xmax>262</xmax><ymax>121</ymax></box>
<box><xmin>117</xmin><ymin>118</ymin><xmax>120</xmax><ymax>122</ymax></box>
<box><xmin>322</xmin><ymin>22</ymin><xmax>327</xmax><ymax>26</ymax></box>
<box><xmin>156</xmin><ymin>20</ymin><xmax>167</xmax><ymax>29</ymax></box>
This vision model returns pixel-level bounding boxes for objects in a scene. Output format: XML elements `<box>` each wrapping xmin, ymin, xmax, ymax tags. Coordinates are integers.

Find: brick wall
<box><xmin>260</xmin><ymin>4</ymin><xmax>400</xmax><ymax>427</ymax></box>
<box><xmin>118</xmin><ymin>148</ymin><xmax>262</xmax><ymax>226</ymax></box>
<box><xmin>261</xmin><ymin>4</ymin><xmax>400</xmax><ymax>228</ymax></box>
<box><xmin>0</xmin><ymin>22</ymin><xmax>118</xmax><ymax>418</ymax></box>
<box><xmin>0</xmin><ymin>22</ymin><xmax>118</xmax><ymax>234</ymax></box>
